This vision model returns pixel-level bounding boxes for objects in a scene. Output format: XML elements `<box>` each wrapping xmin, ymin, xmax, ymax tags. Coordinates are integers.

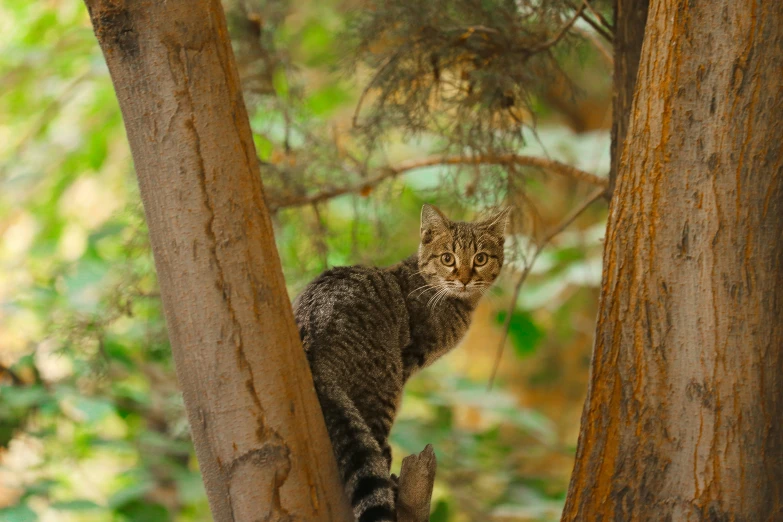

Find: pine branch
<box><xmin>269</xmin><ymin>154</ymin><xmax>607</xmax><ymax>211</ymax></box>
<box><xmin>530</xmin><ymin>3</ymin><xmax>586</xmax><ymax>53</ymax></box>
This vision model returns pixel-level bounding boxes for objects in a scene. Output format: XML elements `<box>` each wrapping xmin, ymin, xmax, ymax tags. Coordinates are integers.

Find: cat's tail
<box><xmin>315</xmin><ymin>381</ymin><xmax>396</xmax><ymax>522</ymax></box>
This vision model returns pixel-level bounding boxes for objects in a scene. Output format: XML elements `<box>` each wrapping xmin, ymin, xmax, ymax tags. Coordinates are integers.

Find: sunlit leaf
<box><xmin>306</xmin><ymin>84</ymin><xmax>352</xmax><ymax>116</ymax></box>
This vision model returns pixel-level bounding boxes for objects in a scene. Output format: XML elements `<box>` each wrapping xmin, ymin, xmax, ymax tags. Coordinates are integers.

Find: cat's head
<box><xmin>418</xmin><ymin>204</ymin><xmax>510</xmax><ymax>302</ymax></box>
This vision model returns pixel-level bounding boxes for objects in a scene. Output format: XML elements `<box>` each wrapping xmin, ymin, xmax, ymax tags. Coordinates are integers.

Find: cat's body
<box><xmin>293</xmin><ymin>205</ymin><xmax>508</xmax><ymax>522</ymax></box>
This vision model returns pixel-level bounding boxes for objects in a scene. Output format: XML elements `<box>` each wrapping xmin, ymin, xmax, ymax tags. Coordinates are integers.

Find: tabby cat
<box><xmin>293</xmin><ymin>204</ymin><xmax>509</xmax><ymax>522</ymax></box>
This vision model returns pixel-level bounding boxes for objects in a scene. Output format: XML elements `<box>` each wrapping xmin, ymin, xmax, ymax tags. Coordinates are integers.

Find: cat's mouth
<box><xmin>446</xmin><ymin>282</ymin><xmax>482</xmax><ymax>299</ymax></box>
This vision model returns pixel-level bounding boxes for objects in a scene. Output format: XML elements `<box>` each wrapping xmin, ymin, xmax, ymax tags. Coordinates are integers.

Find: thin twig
<box><xmin>583</xmin><ymin>0</ymin><xmax>614</xmax><ymax>32</ymax></box>
<box><xmin>529</xmin><ymin>3</ymin><xmax>585</xmax><ymax>53</ymax></box>
<box><xmin>568</xmin><ymin>1</ymin><xmax>614</xmax><ymax>42</ymax></box>
<box><xmin>572</xmin><ymin>26</ymin><xmax>613</xmax><ymax>66</ymax></box>
<box><xmin>578</xmin><ymin>11</ymin><xmax>614</xmax><ymax>42</ymax></box>
<box><xmin>269</xmin><ymin>167</ymin><xmax>401</xmax><ymax>210</ymax></box>
<box><xmin>269</xmin><ymin>154</ymin><xmax>607</xmax><ymax>210</ymax></box>
<box><xmin>487</xmin><ymin>186</ymin><xmax>606</xmax><ymax>390</ymax></box>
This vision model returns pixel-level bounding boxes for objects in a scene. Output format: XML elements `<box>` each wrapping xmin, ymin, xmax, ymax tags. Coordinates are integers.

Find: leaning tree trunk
<box><xmin>608</xmin><ymin>0</ymin><xmax>649</xmax><ymax>196</ymax></box>
<box><xmin>563</xmin><ymin>1</ymin><xmax>783</xmax><ymax>520</ymax></box>
<box><xmin>83</xmin><ymin>1</ymin><xmax>353</xmax><ymax>520</ymax></box>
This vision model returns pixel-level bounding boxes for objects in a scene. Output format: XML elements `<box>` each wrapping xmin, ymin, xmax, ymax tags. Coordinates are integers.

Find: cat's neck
<box><xmin>387</xmin><ymin>254</ymin><xmax>476</xmax><ymax>377</ymax></box>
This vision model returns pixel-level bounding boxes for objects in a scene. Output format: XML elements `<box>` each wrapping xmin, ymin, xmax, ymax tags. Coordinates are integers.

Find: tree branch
<box><xmin>567</xmin><ymin>1</ymin><xmax>614</xmax><ymax>42</ymax></box>
<box><xmin>269</xmin><ymin>154</ymin><xmax>607</xmax><ymax>210</ymax></box>
<box><xmin>83</xmin><ymin>1</ymin><xmax>352</xmax><ymax>520</ymax></box>
<box><xmin>488</xmin><ymin>186</ymin><xmax>606</xmax><ymax>390</ymax></box>
<box><xmin>396</xmin><ymin>445</ymin><xmax>438</xmax><ymax>522</ymax></box>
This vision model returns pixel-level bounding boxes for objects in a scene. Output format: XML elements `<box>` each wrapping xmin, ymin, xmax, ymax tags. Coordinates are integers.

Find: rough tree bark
<box><xmin>609</xmin><ymin>0</ymin><xmax>649</xmax><ymax>196</ymax></box>
<box><xmin>563</xmin><ymin>1</ymin><xmax>783</xmax><ymax>520</ymax></box>
<box><xmin>397</xmin><ymin>446</ymin><xmax>437</xmax><ymax>522</ymax></box>
<box><xmin>83</xmin><ymin>1</ymin><xmax>353</xmax><ymax>520</ymax></box>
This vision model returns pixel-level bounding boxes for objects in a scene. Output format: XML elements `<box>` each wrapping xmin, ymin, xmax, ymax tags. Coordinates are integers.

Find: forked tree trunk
<box><xmin>563</xmin><ymin>1</ymin><xmax>783</xmax><ymax>520</ymax></box>
<box><xmin>83</xmin><ymin>1</ymin><xmax>353</xmax><ymax>520</ymax></box>
<box><xmin>609</xmin><ymin>0</ymin><xmax>650</xmax><ymax>196</ymax></box>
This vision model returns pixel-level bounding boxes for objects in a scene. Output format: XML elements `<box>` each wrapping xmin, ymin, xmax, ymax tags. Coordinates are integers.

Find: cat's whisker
<box><xmin>434</xmin><ymin>289</ymin><xmax>451</xmax><ymax>309</ymax></box>
<box><xmin>408</xmin><ymin>283</ymin><xmax>439</xmax><ymax>298</ymax></box>
<box><xmin>426</xmin><ymin>287</ymin><xmax>444</xmax><ymax>309</ymax></box>
<box><xmin>427</xmin><ymin>286</ymin><xmax>450</xmax><ymax>310</ymax></box>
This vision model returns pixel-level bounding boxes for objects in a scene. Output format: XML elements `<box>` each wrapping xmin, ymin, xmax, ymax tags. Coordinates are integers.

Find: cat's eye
<box><xmin>474</xmin><ymin>253</ymin><xmax>488</xmax><ymax>266</ymax></box>
<box><xmin>440</xmin><ymin>253</ymin><xmax>455</xmax><ymax>266</ymax></box>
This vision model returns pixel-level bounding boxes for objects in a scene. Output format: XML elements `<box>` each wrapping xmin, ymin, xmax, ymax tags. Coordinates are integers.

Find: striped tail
<box><xmin>315</xmin><ymin>382</ymin><xmax>397</xmax><ymax>522</ymax></box>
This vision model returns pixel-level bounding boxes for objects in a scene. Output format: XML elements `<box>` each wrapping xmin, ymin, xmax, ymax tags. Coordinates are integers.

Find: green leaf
<box><xmin>299</xmin><ymin>20</ymin><xmax>336</xmax><ymax>66</ymax></box>
<box><xmin>114</xmin><ymin>501</ymin><xmax>168</xmax><ymax>522</ymax></box>
<box><xmin>22</xmin><ymin>12</ymin><xmax>58</xmax><ymax>45</ymax></box>
<box><xmin>108</xmin><ymin>481</ymin><xmax>154</xmax><ymax>509</ymax></box>
<box><xmin>72</xmin><ymin>396</ymin><xmax>115</xmax><ymax>423</ymax></box>
<box><xmin>1</xmin><ymin>385</ymin><xmax>50</xmax><ymax>409</ymax></box>
<box><xmin>495</xmin><ymin>309</ymin><xmax>543</xmax><ymax>357</ymax></box>
<box><xmin>253</xmin><ymin>134</ymin><xmax>273</xmax><ymax>161</ymax></box>
<box><xmin>23</xmin><ymin>479</ymin><xmax>58</xmax><ymax>497</ymax></box>
<box><xmin>0</xmin><ymin>504</ymin><xmax>37</xmax><ymax>522</ymax></box>
<box><xmin>174</xmin><ymin>468</ymin><xmax>207</xmax><ymax>505</ymax></box>
<box><xmin>50</xmin><ymin>499</ymin><xmax>102</xmax><ymax>511</ymax></box>
<box><xmin>272</xmin><ymin>68</ymin><xmax>289</xmax><ymax>100</ymax></box>
<box><xmin>85</xmin><ymin>130</ymin><xmax>109</xmax><ymax>170</ymax></box>
<box><xmin>429</xmin><ymin>499</ymin><xmax>450</xmax><ymax>522</ymax></box>
<box><xmin>306</xmin><ymin>85</ymin><xmax>352</xmax><ymax>116</ymax></box>
<box><xmin>102</xmin><ymin>337</ymin><xmax>134</xmax><ymax>368</ymax></box>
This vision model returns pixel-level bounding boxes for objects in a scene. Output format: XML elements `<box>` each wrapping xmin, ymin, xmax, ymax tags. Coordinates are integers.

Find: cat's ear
<box><xmin>421</xmin><ymin>204</ymin><xmax>449</xmax><ymax>244</ymax></box>
<box><xmin>481</xmin><ymin>207</ymin><xmax>511</xmax><ymax>237</ymax></box>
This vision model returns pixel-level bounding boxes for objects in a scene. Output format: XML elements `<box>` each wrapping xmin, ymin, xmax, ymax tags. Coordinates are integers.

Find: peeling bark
<box><xmin>83</xmin><ymin>1</ymin><xmax>353</xmax><ymax>520</ymax></box>
<box><xmin>563</xmin><ymin>1</ymin><xmax>783</xmax><ymax>520</ymax></box>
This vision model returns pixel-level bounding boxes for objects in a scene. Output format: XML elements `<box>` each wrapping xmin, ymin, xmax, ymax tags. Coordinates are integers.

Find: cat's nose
<box><xmin>458</xmin><ymin>274</ymin><xmax>471</xmax><ymax>286</ymax></box>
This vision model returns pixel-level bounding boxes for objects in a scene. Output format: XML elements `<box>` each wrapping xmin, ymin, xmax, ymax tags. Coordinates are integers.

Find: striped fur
<box><xmin>293</xmin><ymin>205</ymin><xmax>508</xmax><ymax>521</ymax></box>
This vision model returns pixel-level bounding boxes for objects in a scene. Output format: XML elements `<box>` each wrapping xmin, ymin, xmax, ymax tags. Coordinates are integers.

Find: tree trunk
<box><xmin>609</xmin><ymin>0</ymin><xmax>650</xmax><ymax>197</ymax></box>
<box><xmin>563</xmin><ymin>1</ymin><xmax>783</xmax><ymax>520</ymax></box>
<box><xmin>83</xmin><ymin>1</ymin><xmax>353</xmax><ymax>520</ymax></box>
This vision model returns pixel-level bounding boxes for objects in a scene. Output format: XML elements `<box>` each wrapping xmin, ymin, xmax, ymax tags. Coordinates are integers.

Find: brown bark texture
<box><xmin>563</xmin><ymin>1</ymin><xmax>783</xmax><ymax>520</ymax></box>
<box><xmin>609</xmin><ymin>0</ymin><xmax>650</xmax><ymax>196</ymax></box>
<box><xmin>396</xmin><ymin>445</ymin><xmax>437</xmax><ymax>522</ymax></box>
<box><xmin>83</xmin><ymin>1</ymin><xmax>353</xmax><ymax>520</ymax></box>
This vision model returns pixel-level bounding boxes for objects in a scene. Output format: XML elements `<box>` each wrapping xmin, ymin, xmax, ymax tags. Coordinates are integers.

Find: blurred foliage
<box><xmin>0</xmin><ymin>0</ymin><xmax>610</xmax><ymax>520</ymax></box>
